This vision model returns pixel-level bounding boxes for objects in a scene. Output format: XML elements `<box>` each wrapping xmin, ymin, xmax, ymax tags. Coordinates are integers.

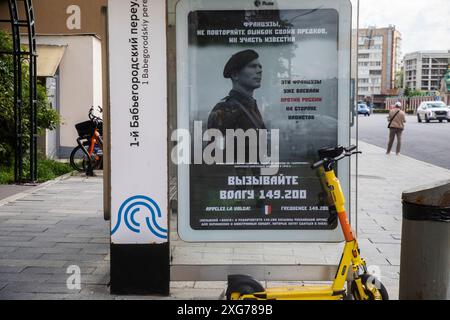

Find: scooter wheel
<box><xmin>351</xmin><ymin>274</ymin><xmax>389</xmax><ymax>300</ymax></box>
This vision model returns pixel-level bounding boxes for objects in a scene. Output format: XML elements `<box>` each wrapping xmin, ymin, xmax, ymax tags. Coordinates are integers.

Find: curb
<box><xmin>0</xmin><ymin>171</ymin><xmax>76</xmax><ymax>207</ymax></box>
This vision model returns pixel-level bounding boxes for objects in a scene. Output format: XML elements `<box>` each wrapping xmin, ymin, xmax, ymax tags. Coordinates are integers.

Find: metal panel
<box><xmin>170</xmin><ymin>264</ymin><xmax>351</xmax><ymax>281</ymax></box>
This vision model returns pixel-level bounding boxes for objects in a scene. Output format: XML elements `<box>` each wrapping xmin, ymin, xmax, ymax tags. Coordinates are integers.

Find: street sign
<box><xmin>109</xmin><ymin>0</ymin><xmax>168</xmax><ymax>245</ymax></box>
<box><xmin>108</xmin><ymin>0</ymin><xmax>169</xmax><ymax>295</ymax></box>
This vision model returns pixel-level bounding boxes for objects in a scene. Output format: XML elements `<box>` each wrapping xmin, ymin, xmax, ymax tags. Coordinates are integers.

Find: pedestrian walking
<box><xmin>386</xmin><ymin>102</ymin><xmax>406</xmax><ymax>155</ymax></box>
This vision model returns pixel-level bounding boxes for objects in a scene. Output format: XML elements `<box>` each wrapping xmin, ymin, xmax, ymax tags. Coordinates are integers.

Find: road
<box><xmin>357</xmin><ymin>113</ymin><xmax>450</xmax><ymax>170</ymax></box>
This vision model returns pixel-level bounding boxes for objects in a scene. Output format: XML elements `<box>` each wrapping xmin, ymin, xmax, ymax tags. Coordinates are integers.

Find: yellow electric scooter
<box><xmin>226</xmin><ymin>145</ymin><xmax>389</xmax><ymax>300</ymax></box>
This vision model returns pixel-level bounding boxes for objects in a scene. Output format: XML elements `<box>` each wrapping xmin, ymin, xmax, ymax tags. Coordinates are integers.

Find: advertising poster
<box><xmin>177</xmin><ymin>0</ymin><xmax>351</xmax><ymax>242</ymax></box>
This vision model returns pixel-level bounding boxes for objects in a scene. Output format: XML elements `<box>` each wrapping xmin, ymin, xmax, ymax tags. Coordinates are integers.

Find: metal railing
<box><xmin>0</xmin><ymin>0</ymin><xmax>38</xmax><ymax>183</ymax></box>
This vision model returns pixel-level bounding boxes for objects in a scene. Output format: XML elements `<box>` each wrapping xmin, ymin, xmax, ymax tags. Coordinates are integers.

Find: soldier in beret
<box><xmin>207</xmin><ymin>49</ymin><xmax>267</xmax><ymax>136</ymax></box>
<box><xmin>207</xmin><ymin>49</ymin><xmax>267</xmax><ymax>166</ymax></box>
<box><xmin>207</xmin><ymin>49</ymin><xmax>268</xmax><ymax>209</ymax></box>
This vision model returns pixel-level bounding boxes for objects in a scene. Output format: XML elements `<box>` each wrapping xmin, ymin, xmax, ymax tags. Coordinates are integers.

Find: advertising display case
<box><xmin>176</xmin><ymin>0</ymin><xmax>352</xmax><ymax>242</ymax></box>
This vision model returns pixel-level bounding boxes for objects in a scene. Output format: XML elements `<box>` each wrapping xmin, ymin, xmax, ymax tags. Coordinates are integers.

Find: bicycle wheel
<box><xmin>70</xmin><ymin>145</ymin><xmax>88</xmax><ymax>172</ymax></box>
<box><xmin>90</xmin><ymin>153</ymin><xmax>103</xmax><ymax>171</ymax></box>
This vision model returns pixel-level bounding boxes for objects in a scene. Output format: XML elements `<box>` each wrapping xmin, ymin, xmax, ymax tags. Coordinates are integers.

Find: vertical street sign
<box><xmin>108</xmin><ymin>0</ymin><xmax>169</xmax><ymax>294</ymax></box>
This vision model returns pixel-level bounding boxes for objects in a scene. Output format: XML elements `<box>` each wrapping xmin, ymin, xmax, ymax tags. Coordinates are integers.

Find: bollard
<box><xmin>399</xmin><ymin>180</ymin><xmax>450</xmax><ymax>300</ymax></box>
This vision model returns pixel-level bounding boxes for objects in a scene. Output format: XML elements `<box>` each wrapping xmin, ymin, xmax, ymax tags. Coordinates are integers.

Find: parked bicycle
<box><xmin>70</xmin><ymin>106</ymin><xmax>103</xmax><ymax>175</ymax></box>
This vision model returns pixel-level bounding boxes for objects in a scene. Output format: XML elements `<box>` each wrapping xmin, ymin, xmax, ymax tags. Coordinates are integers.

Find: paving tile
<box><xmin>22</xmin><ymin>266</ymin><xmax>95</xmax><ymax>275</ymax></box>
<box><xmin>0</xmin><ymin>259</ymin><xmax>66</xmax><ymax>268</ymax></box>
<box><xmin>0</xmin><ymin>236</ymin><xmax>35</xmax><ymax>242</ymax></box>
<box><xmin>45</xmin><ymin>274</ymin><xmax>110</xmax><ymax>285</ymax></box>
<box><xmin>15</xmin><ymin>247</ymin><xmax>82</xmax><ymax>255</ymax></box>
<box><xmin>0</xmin><ymin>273</ymin><xmax>51</xmax><ymax>283</ymax></box>
<box><xmin>39</xmin><ymin>253</ymin><xmax>107</xmax><ymax>262</ymax></box>
<box><xmin>0</xmin><ymin>252</ymin><xmax>44</xmax><ymax>260</ymax></box>
<box><xmin>0</xmin><ymin>266</ymin><xmax>25</xmax><ymax>273</ymax></box>
<box><xmin>0</xmin><ymin>247</ymin><xmax>17</xmax><ymax>254</ymax></box>
<box><xmin>0</xmin><ymin>282</ymin><xmax>81</xmax><ymax>294</ymax></box>
<box><xmin>0</xmin><ymin>292</ymin><xmax>82</xmax><ymax>300</ymax></box>
<box><xmin>0</xmin><ymin>241</ymin><xmax>57</xmax><ymax>248</ymax></box>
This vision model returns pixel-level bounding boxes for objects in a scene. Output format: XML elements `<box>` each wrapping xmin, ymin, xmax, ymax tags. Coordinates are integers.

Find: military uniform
<box><xmin>207</xmin><ymin>50</ymin><xmax>267</xmax><ymax>209</ymax></box>
<box><xmin>207</xmin><ymin>89</ymin><xmax>266</xmax><ymax>134</ymax></box>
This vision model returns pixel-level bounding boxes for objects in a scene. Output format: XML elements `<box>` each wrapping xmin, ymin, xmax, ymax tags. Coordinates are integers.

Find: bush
<box><xmin>0</xmin><ymin>154</ymin><xmax>73</xmax><ymax>184</ymax></box>
<box><xmin>0</xmin><ymin>30</ymin><xmax>60</xmax><ymax>168</ymax></box>
<box><xmin>373</xmin><ymin>109</ymin><xmax>389</xmax><ymax>114</ymax></box>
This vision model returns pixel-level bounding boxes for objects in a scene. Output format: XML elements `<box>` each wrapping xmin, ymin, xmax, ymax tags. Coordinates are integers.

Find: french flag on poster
<box><xmin>264</xmin><ymin>205</ymin><xmax>272</xmax><ymax>215</ymax></box>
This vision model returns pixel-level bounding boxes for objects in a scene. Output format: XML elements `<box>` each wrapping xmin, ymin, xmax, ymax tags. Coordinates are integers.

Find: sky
<box><xmin>351</xmin><ymin>0</ymin><xmax>450</xmax><ymax>56</ymax></box>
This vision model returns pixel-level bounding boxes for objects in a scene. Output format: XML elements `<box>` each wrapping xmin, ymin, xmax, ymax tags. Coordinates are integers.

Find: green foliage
<box><xmin>404</xmin><ymin>87</ymin><xmax>427</xmax><ymax>97</ymax></box>
<box><xmin>0</xmin><ymin>165</ymin><xmax>14</xmax><ymax>184</ymax></box>
<box><xmin>395</xmin><ymin>70</ymin><xmax>404</xmax><ymax>89</ymax></box>
<box><xmin>373</xmin><ymin>109</ymin><xmax>390</xmax><ymax>114</ymax></box>
<box><xmin>0</xmin><ymin>29</ymin><xmax>60</xmax><ymax>167</ymax></box>
<box><xmin>0</xmin><ymin>154</ymin><xmax>73</xmax><ymax>184</ymax></box>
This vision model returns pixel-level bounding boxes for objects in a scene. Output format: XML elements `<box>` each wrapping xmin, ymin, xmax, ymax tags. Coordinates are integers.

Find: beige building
<box><xmin>404</xmin><ymin>50</ymin><xmax>450</xmax><ymax>93</ymax></box>
<box><xmin>0</xmin><ymin>0</ymin><xmax>108</xmax><ymax>158</ymax></box>
<box><xmin>352</xmin><ymin>26</ymin><xmax>402</xmax><ymax>105</ymax></box>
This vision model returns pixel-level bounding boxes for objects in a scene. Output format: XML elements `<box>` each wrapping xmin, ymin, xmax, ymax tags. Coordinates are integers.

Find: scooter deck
<box><xmin>242</xmin><ymin>285</ymin><xmax>343</xmax><ymax>300</ymax></box>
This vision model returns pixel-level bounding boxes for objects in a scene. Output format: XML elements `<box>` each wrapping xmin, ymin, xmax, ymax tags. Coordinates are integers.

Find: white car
<box><xmin>416</xmin><ymin>101</ymin><xmax>450</xmax><ymax>123</ymax></box>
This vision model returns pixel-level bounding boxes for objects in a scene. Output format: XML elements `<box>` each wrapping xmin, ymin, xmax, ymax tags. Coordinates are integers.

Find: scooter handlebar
<box><xmin>311</xmin><ymin>159</ymin><xmax>325</xmax><ymax>170</ymax></box>
<box><xmin>311</xmin><ymin>146</ymin><xmax>361</xmax><ymax>170</ymax></box>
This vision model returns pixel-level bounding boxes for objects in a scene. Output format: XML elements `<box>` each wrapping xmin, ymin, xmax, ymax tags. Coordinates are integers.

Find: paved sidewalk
<box><xmin>0</xmin><ymin>141</ymin><xmax>449</xmax><ymax>300</ymax></box>
<box><xmin>0</xmin><ymin>185</ymin><xmax>34</xmax><ymax>202</ymax></box>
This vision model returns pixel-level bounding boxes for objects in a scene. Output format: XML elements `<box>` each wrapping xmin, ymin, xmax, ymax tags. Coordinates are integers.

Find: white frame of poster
<box><xmin>176</xmin><ymin>0</ymin><xmax>352</xmax><ymax>242</ymax></box>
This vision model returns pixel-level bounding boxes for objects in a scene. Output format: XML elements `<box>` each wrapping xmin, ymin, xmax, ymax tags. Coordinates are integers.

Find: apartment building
<box><xmin>404</xmin><ymin>50</ymin><xmax>450</xmax><ymax>93</ymax></box>
<box><xmin>352</xmin><ymin>26</ymin><xmax>402</xmax><ymax>106</ymax></box>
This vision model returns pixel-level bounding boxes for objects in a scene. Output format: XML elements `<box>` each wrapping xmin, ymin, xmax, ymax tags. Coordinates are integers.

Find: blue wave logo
<box><xmin>111</xmin><ymin>195</ymin><xmax>167</xmax><ymax>239</ymax></box>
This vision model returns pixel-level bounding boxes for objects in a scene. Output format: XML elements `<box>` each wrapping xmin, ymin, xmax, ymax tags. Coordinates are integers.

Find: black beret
<box><xmin>223</xmin><ymin>49</ymin><xmax>259</xmax><ymax>78</ymax></box>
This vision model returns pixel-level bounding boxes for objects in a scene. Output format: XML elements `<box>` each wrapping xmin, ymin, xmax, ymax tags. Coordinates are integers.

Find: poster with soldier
<box><xmin>176</xmin><ymin>0</ymin><xmax>351</xmax><ymax>242</ymax></box>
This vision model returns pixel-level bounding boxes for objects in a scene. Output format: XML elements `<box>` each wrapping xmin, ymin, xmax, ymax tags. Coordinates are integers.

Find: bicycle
<box><xmin>226</xmin><ymin>145</ymin><xmax>389</xmax><ymax>300</ymax></box>
<box><xmin>69</xmin><ymin>106</ymin><xmax>103</xmax><ymax>175</ymax></box>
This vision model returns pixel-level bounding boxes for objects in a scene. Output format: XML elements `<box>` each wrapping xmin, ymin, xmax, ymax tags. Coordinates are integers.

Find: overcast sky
<box><xmin>351</xmin><ymin>0</ymin><xmax>450</xmax><ymax>56</ymax></box>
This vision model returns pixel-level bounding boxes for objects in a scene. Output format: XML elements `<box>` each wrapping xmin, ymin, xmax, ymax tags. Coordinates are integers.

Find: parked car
<box><xmin>416</xmin><ymin>101</ymin><xmax>450</xmax><ymax>123</ymax></box>
<box><xmin>358</xmin><ymin>103</ymin><xmax>371</xmax><ymax>116</ymax></box>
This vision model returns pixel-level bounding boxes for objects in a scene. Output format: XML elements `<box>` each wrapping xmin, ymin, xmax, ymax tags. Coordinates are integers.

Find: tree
<box><xmin>404</xmin><ymin>86</ymin><xmax>411</xmax><ymax>97</ymax></box>
<box><xmin>395</xmin><ymin>70</ymin><xmax>404</xmax><ymax>89</ymax></box>
<box><xmin>0</xmin><ymin>29</ymin><xmax>60</xmax><ymax>166</ymax></box>
<box><xmin>408</xmin><ymin>89</ymin><xmax>426</xmax><ymax>97</ymax></box>
<box><xmin>403</xmin><ymin>87</ymin><xmax>425</xmax><ymax>98</ymax></box>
